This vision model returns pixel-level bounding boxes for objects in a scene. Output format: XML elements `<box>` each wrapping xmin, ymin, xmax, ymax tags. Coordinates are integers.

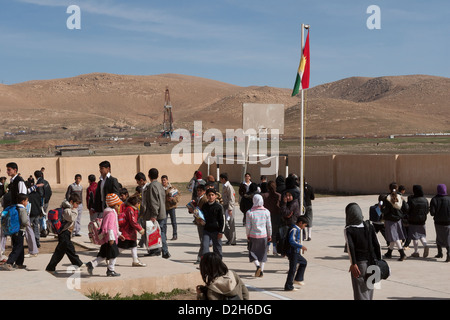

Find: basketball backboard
<box><xmin>242</xmin><ymin>103</ymin><xmax>285</xmax><ymax>135</ymax></box>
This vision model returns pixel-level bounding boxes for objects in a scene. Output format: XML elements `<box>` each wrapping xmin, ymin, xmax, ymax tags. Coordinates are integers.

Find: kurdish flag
<box><xmin>292</xmin><ymin>30</ymin><xmax>310</xmax><ymax>96</ymax></box>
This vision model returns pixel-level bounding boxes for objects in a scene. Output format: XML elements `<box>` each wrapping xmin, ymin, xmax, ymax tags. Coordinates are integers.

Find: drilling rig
<box><xmin>162</xmin><ymin>87</ymin><xmax>174</xmax><ymax>138</ymax></box>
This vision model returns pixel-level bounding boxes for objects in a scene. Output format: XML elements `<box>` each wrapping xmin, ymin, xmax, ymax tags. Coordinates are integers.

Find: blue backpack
<box><xmin>1</xmin><ymin>205</ymin><xmax>21</xmax><ymax>236</ymax></box>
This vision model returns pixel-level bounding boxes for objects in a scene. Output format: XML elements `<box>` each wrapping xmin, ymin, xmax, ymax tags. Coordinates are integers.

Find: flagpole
<box><xmin>300</xmin><ymin>23</ymin><xmax>309</xmax><ymax>215</ymax></box>
<box><xmin>300</xmin><ymin>23</ymin><xmax>309</xmax><ymax>249</ymax></box>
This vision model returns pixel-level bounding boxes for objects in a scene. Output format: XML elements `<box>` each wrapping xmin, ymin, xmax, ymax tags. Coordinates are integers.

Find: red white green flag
<box><xmin>292</xmin><ymin>30</ymin><xmax>310</xmax><ymax>96</ymax></box>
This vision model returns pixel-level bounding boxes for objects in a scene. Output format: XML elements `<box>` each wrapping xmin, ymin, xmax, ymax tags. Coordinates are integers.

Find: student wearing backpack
<box><xmin>86</xmin><ymin>193</ymin><xmax>122</xmax><ymax>277</ymax></box>
<box><xmin>45</xmin><ymin>194</ymin><xmax>85</xmax><ymax>274</ymax></box>
<box><xmin>284</xmin><ymin>216</ymin><xmax>308</xmax><ymax>291</ymax></box>
<box><xmin>2</xmin><ymin>194</ymin><xmax>29</xmax><ymax>271</ymax></box>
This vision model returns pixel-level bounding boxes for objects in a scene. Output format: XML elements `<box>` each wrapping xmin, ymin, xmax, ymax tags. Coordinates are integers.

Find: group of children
<box><xmin>2</xmin><ymin>190</ymin><xmax>143</xmax><ymax>277</ymax></box>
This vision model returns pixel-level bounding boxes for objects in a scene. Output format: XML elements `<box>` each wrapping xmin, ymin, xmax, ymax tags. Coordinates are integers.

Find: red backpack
<box><xmin>47</xmin><ymin>208</ymin><xmax>65</xmax><ymax>234</ymax></box>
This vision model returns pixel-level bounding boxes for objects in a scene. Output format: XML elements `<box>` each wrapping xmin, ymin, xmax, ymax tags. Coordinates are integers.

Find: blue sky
<box><xmin>0</xmin><ymin>0</ymin><xmax>449</xmax><ymax>88</ymax></box>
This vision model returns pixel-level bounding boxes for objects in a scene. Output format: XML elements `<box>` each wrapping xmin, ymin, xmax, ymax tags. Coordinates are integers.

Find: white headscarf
<box><xmin>252</xmin><ymin>194</ymin><xmax>264</xmax><ymax>208</ymax></box>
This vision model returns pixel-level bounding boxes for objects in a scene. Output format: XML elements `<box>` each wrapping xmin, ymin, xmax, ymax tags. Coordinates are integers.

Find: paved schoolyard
<box><xmin>1</xmin><ymin>194</ymin><xmax>449</xmax><ymax>300</ymax></box>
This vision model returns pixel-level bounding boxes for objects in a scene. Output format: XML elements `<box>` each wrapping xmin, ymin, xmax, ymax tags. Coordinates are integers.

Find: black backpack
<box><xmin>369</xmin><ymin>204</ymin><xmax>382</xmax><ymax>222</ymax></box>
<box><xmin>276</xmin><ymin>227</ymin><xmax>293</xmax><ymax>256</ymax></box>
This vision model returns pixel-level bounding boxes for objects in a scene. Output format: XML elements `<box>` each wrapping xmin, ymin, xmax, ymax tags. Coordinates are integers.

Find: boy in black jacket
<box><xmin>201</xmin><ymin>189</ymin><xmax>225</xmax><ymax>259</ymax></box>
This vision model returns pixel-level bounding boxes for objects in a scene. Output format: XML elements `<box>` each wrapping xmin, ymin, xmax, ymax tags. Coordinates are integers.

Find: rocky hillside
<box><xmin>0</xmin><ymin>73</ymin><xmax>448</xmax><ymax>141</ymax></box>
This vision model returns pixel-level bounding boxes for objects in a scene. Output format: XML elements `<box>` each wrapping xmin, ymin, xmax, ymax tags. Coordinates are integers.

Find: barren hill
<box><xmin>0</xmin><ymin>73</ymin><xmax>449</xmax><ymax>146</ymax></box>
<box><xmin>285</xmin><ymin>74</ymin><xmax>450</xmax><ymax>137</ymax></box>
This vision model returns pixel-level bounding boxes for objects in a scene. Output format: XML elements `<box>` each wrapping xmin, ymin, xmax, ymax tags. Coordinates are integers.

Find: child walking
<box><xmin>117</xmin><ymin>195</ymin><xmax>146</xmax><ymax>267</ymax></box>
<box><xmin>2</xmin><ymin>194</ymin><xmax>29</xmax><ymax>271</ymax></box>
<box><xmin>45</xmin><ymin>194</ymin><xmax>84</xmax><ymax>273</ymax></box>
<box><xmin>86</xmin><ymin>193</ymin><xmax>122</xmax><ymax>277</ymax></box>
<box><xmin>284</xmin><ymin>216</ymin><xmax>308</xmax><ymax>291</ymax></box>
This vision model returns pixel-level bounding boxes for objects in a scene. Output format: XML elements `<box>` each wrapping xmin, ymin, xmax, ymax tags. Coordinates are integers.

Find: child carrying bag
<box><xmin>364</xmin><ymin>220</ymin><xmax>390</xmax><ymax>281</ymax></box>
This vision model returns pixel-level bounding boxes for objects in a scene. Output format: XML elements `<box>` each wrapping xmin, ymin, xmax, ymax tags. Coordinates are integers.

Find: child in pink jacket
<box><xmin>86</xmin><ymin>193</ymin><xmax>123</xmax><ymax>277</ymax></box>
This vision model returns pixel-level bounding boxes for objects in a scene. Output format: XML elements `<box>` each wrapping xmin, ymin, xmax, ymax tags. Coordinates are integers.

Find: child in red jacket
<box><xmin>117</xmin><ymin>195</ymin><xmax>146</xmax><ymax>267</ymax></box>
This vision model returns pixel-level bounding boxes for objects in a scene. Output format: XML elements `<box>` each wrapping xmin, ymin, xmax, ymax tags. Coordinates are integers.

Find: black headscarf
<box><xmin>345</xmin><ymin>203</ymin><xmax>364</xmax><ymax>226</ymax></box>
<box><xmin>412</xmin><ymin>185</ymin><xmax>424</xmax><ymax>197</ymax></box>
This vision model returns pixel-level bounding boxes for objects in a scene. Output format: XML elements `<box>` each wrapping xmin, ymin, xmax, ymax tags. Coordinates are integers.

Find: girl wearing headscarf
<box><xmin>430</xmin><ymin>184</ymin><xmax>450</xmax><ymax>262</ymax></box>
<box><xmin>245</xmin><ymin>194</ymin><xmax>272</xmax><ymax>277</ymax></box>
<box><xmin>407</xmin><ymin>185</ymin><xmax>430</xmax><ymax>258</ymax></box>
<box><xmin>381</xmin><ymin>182</ymin><xmax>408</xmax><ymax>261</ymax></box>
<box><xmin>344</xmin><ymin>203</ymin><xmax>381</xmax><ymax>300</ymax></box>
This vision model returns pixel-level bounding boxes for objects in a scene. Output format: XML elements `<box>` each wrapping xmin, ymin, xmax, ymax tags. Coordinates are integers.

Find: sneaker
<box><xmin>171</xmin><ymin>236</ymin><xmax>177</xmax><ymax>241</ymax></box>
<box><xmin>162</xmin><ymin>252</ymin><xmax>171</xmax><ymax>259</ymax></box>
<box><xmin>284</xmin><ymin>287</ymin><xmax>299</xmax><ymax>291</ymax></box>
<box><xmin>2</xmin><ymin>263</ymin><xmax>15</xmax><ymax>271</ymax></box>
<box><xmin>294</xmin><ymin>281</ymin><xmax>305</xmax><ymax>286</ymax></box>
<box><xmin>106</xmin><ymin>269</ymin><xmax>121</xmax><ymax>277</ymax></box>
<box><xmin>411</xmin><ymin>252</ymin><xmax>420</xmax><ymax>258</ymax></box>
<box><xmin>14</xmin><ymin>264</ymin><xmax>27</xmax><ymax>269</ymax></box>
<box><xmin>423</xmin><ymin>246</ymin><xmax>429</xmax><ymax>258</ymax></box>
<box><xmin>86</xmin><ymin>262</ymin><xmax>94</xmax><ymax>275</ymax></box>
<box><xmin>25</xmin><ymin>253</ymin><xmax>38</xmax><ymax>258</ymax></box>
<box><xmin>132</xmin><ymin>260</ymin><xmax>147</xmax><ymax>267</ymax></box>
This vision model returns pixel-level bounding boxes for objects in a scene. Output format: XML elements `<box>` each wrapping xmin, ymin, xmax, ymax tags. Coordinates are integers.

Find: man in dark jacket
<box><xmin>92</xmin><ymin>161</ymin><xmax>121</xmax><ymax>219</ymax></box>
<box><xmin>202</xmin><ymin>188</ymin><xmax>225</xmax><ymax>259</ymax></box>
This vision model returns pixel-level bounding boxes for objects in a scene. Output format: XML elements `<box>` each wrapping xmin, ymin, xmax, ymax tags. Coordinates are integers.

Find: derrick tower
<box><xmin>163</xmin><ymin>87</ymin><xmax>174</xmax><ymax>137</ymax></box>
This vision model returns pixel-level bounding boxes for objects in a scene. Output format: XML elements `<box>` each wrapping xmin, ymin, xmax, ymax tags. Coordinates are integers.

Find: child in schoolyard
<box><xmin>161</xmin><ymin>175</ymin><xmax>180</xmax><ymax>241</ymax></box>
<box><xmin>86</xmin><ymin>193</ymin><xmax>122</xmax><ymax>277</ymax></box>
<box><xmin>86</xmin><ymin>174</ymin><xmax>97</xmax><ymax>222</ymax></box>
<box><xmin>65</xmin><ymin>174</ymin><xmax>83</xmax><ymax>237</ymax></box>
<box><xmin>117</xmin><ymin>195</ymin><xmax>146</xmax><ymax>267</ymax></box>
<box><xmin>2</xmin><ymin>194</ymin><xmax>29</xmax><ymax>271</ymax></box>
<box><xmin>201</xmin><ymin>188</ymin><xmax>225</xmax><ymax>259</ymax></box>
<box><xmin>284</xmin><ymin>216</ymin><xmax>308</xmax><ymax>291</ymax></box>
<box><xmin>246</xmin><ymin>194</ymin><xmax>272</xmax><ymax>277</ymax></box>
<box><xmin>197</xmin><ymin>252</ymin><xmax>249</xmax><ymax>300</ymax></box>
<box><xmin>45</xmin><ymin>194</ymin><xmax>84</xmax><ymax>274</ymax></box>
<box><xmin>344</xmin><ymin>202</ymin><xmax>381</xmax><ymax>300</ymax></box>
